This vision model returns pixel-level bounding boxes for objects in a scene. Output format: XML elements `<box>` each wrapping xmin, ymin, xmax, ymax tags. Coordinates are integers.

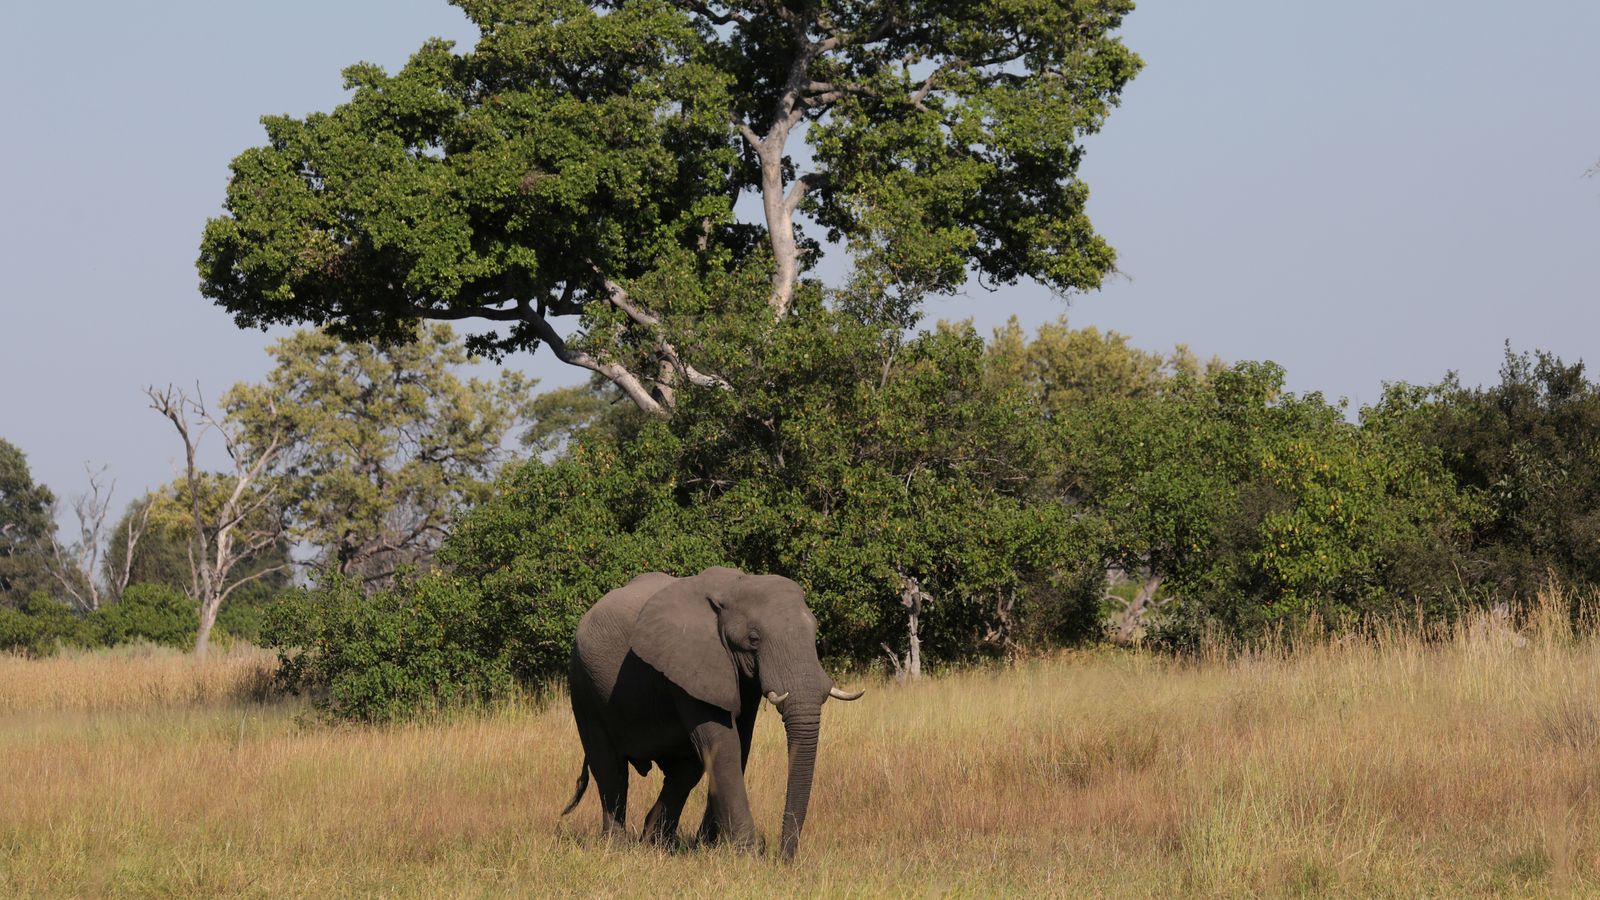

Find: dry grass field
<box><xmin>7</xmin><ymin>590</ymin><xmax>1600</xmax><ymax>897</ymax></box>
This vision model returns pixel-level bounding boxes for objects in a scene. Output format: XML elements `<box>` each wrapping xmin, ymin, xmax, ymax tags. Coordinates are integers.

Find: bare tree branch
<box><xmin>147</xmin><ymin>385</ymin><xmax>288</xmax><ymax>661</ymax></box>
<box><xmin>44</xmin><ymin>465</ymin><xmax>128</xmax><ymax>613</ymax></box>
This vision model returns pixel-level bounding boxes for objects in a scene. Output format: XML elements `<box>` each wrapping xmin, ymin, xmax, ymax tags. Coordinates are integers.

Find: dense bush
<box><xmin>0</xmin><ymin>592</ymin><xmax>96</xmax><ymax>656</ymax></box>
<box><xmin>262</xmin><ymin>574</ymin><xmax>516</xmax><ymax>723</ymax></box>
<box><xmin>263</xmin><ymin>302</ymin><xmax>1109</xmax><ymax>713</ymax></box>
<box><xmin>1058</xmin><ymin>362</ymin><xmax>1473</xmax><ymax>645</ymax></box>
<box><xmin>253</xmin><ymin>316</ymin><xmax>1600</xmax><ymax>721</ymax></box>
<box><xmin>0</xmin><ymin>582</ymin><xmax>278</xmax><ymax>656</ymax></box>
<box><xmin>664</xmin><ymin>311</ymin><xmax>1106</xmax><ymax>663</ymax></box>
<box><xmin>92</xmin><ymin>583</ymin><xmax>196</xmax><ymax>649</ymax></box>
<box><xmin>1381</xmin><ymin>347</ymin><xmax>1600</xmax><ymax>599</ymax></box>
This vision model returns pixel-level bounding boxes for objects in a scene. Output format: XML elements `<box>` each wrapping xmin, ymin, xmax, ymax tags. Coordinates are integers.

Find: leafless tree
<box><xmin>46</xmin><ymin>465</ymin><xmax>149</xmax><ymax>612</ymax></box>
<box><xmin>981</xmin><ymin>589</ymin><xmax>1021</xmax><ymax>661</ymax></box>
<box><xmin>148</xmin><ymin>386</ymin><xmax>289</xmax><ymax>661</ymax></box>
<box><xmin>882</xmin><ymin>573</ymin><xmax>930</xmax><ymax>682</ymax></box>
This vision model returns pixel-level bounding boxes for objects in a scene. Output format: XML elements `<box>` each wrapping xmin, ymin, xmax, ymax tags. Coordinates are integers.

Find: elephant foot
<box><xmin>642</xmin><ymin>817</ymin><xmax>689</xmax><ymax>851</ymax></box>
<box><xmin>698</xmin><ymin>831</ymin><xmax>763</xmax><ymax>855</ymax></box>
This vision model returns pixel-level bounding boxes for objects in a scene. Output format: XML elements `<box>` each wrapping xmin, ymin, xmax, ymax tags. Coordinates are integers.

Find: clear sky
<box><xmin>2</xmin><ymin>1</ymin><xmax>1597</xmax><ymax>519</ymax></box>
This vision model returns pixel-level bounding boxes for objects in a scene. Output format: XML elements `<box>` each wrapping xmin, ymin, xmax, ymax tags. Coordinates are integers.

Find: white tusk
<box><xmin>765</xmin><ymin>691</ymin><xmax>790</xmax><ymax>706</ymax></box>
<box><xmin>829</xmin><ymin>686</ymin><xmax>865</xmax><ymax>701</ymax></box>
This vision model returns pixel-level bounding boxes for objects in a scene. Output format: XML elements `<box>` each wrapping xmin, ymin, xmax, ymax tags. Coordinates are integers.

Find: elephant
<box><xmin>561</xmin><ymin>566</ymin><xmax>863</xmax><ymax>860</ymax></box>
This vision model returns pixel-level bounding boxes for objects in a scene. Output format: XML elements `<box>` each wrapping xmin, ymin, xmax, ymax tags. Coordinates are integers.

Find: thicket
<box><xmin>244</xmin><ymin>302</ymin><xmax>1600</xmax><ymax>722</ymax></box>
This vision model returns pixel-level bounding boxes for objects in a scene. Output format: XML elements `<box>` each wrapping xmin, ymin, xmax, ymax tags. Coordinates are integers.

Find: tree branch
<box><xmin>514</xmin><ymin>306</ymin><xmax>668</xmax><ymax>417</ymax></box>
<box><xmin>677</xmin><ymin>0</ymin><xmax>749</xmax><ymax>25</ymax></box>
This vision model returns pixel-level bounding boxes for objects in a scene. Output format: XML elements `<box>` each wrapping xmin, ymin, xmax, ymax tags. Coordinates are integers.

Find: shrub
<box><xmin>0</xmin><ymin>592</ymin><xmax>97</xmax><ymax>656</ymax></box>
<box><xmin>1062</xmin><ymin>362</ymin><xmax>1474</xmax><ymax>645</ymax></box>
<box><xmin>92</xmin><ymin>583</ymin><xmax>195</xmax><ymax>649</ymax></box>
<box><xmin>261</xmin><ymin>573</ymin><xmax>516</xmax><ymax>723</ymax></box>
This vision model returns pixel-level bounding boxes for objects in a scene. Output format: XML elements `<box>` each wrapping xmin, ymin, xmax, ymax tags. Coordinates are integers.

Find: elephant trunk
<box><xmin>777</xmin><ymin>703</ymin><xmax>821</xmax><ymax>862</ymax></box>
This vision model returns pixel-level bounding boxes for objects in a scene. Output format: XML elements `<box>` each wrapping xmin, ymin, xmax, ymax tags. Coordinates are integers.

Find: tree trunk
<box><xmin>195</xmin><ymin>596</ymin><xmax>220</xmax><ymax>662</ymax></box>
<box><xmin>905</xmin><ymin>609</ymin><xmax>921</xmax><ymax>680</ymax></box>
<box><xmin>897</xmin><ymin>574</ymin><xmax>928</xmax><ymax>680</ymax></box>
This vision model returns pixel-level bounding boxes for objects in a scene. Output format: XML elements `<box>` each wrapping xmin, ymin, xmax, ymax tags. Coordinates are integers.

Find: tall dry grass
<box><xmin>6</xmin><ymin>587</ymin><xmax>1600</xmax><ymax>896</ymax></box>
<box><xmin>0</xmin><ymin>641</ymin><xmax>276</xmax><ymax>715</ymax></box>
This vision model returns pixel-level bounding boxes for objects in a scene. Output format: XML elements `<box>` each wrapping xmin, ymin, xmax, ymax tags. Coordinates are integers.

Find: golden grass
<box><xmin>7</xmin><ymin>588</ymin><xmax>1600</xmax><ymax>896</ymax></box>
<box><xmin>0</xmin><ymin>642</ymin><xmax>276</xmax><ymax>715</ymax></box>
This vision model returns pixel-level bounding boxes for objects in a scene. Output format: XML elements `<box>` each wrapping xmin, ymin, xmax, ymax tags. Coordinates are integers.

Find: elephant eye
<box><xmin>747</xmin><ymin>629</ymin><xmax>761</xmax><ymax>647</ymax></box>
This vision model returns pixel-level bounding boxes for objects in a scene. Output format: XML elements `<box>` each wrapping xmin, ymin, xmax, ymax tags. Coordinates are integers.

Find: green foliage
<box><xmin>519</xmin><ymin>379</ymin><xmax>645</xmax><ymax>456</ymax></box>
<box><xmin>442</xmin><ymin>430</ymin><xmax>727</xmax><ymax>682</ymax></box>
<box><xmin>662</xmin><ymin>306</ymin><xmax>1102</xmax><ymax>661</ymax></box>
<box><xmin>92</xmin><ymin>583</ymin><xmax>195</xmax><ymax>649</ymax></box>
<box><xmin>199</xmin><ymin>0</ymin><xmax>742</xmax><ymax>359</ymax></box>
<box><xmin>262</xmin><ymin>574</ymin><xmax>516</xmax><ymax>723</ymax></box>
<box><xmin>986</xmin><ymin>314</ymin><xmax>1223</xmax><ymax>414</ymax></box>
<box><xmin>0</xmin><ymin>439</ymin><xmax>57</xmax><ymax>606</ymax></box>
<box><xmin>438</xmin><ymin>301</ymin><xmax>1103</xmax><ymax>688</ymax></box>
<box><xmin>1057</xmin><ymin>360</ymin><xmax>1473</xmax><ymax>644</ymax></box>
<box><xmin>799</xmin><ymin>0</ymin><xmax>1141</xmax><ymax>296</ymax></box>
<box><xmin>223</xmin><ymin>324</ymin><xmax>532</xmax><ymax>583</ymax></box>
<box><xmin>1382</xmin><ymin>346</ymin><xmax>1600</xmax><ymax>599</ymax></box>
<box><xmin>0</xmin><ymin>592</ymin><xmax>95</xmax><ymax>656</ymax></box>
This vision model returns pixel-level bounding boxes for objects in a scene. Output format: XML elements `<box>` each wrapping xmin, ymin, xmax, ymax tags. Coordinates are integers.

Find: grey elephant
<box><xmin>562</xmin><ymin>566</ymin><xmax>863</xmax><ymax>860</ymax></box>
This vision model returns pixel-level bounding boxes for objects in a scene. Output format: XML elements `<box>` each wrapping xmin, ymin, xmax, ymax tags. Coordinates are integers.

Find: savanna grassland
<box><xmin>7</xmin><ymin>592</ymin><xmax>1600</xmax><ymax>898</ymax></box>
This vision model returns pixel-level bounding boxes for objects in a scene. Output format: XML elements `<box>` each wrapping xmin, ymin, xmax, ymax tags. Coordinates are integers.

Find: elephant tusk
<box><xmin>829</xmin><ymin>686</ymin><xmax>865</xmax><ymax>701</ymax></box>
<box><xmin>765</xmin><ymin>691</ymin><xmax>790</xmax><ymax>706</ymax></box>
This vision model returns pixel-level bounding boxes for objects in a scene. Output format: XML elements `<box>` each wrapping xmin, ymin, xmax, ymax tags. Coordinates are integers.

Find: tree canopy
<box><xmin>198</xmin><ymin>0</ymin><xmax>1140</xmax><ymax>415</ymax></box>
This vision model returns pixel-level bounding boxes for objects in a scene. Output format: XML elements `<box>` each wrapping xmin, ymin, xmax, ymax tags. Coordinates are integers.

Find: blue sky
<box><xmin>2</xmin><ymin>1</ymin><xmax>1597</xmax><ymax>517</ymax></box>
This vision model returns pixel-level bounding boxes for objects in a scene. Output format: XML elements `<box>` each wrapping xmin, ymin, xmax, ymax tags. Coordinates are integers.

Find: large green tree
<box><xmin>198</xmin><ymin>0</ymin><xmax>1140</xmax><ymax>416</ymax></box>
<box><xmin>0</xmin><ymin>439</ymin><xmax>56</xmax><ymax>607</ymax></box>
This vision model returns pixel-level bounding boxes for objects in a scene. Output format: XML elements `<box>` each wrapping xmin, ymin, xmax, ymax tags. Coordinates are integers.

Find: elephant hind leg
<box><xmin>641</xmin><ymin>756</ymin><xmax>702</xmax><ymax>848</ymax></box>
<box><xmin>590</xmin><ymin>755</ymin><xmax>629</xmax><ymax>839</ymax></box>
<box><xmin>573</xmin><ymin>712</ymin><xmax>629</xmax><ymax>837</ymax></box>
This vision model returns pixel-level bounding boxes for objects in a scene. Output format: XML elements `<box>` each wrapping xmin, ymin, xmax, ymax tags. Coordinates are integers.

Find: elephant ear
<box><xmin>632</xmin><ymin>576</ymin><xmax>740</xmax><ymax>713</ymax></box>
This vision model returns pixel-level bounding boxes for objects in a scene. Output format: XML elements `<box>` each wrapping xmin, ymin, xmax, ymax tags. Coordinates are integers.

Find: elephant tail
<box><xmin>560</xmin><ymin>760</ymin><xmax>589</xmax><ymax>816</ymax></box>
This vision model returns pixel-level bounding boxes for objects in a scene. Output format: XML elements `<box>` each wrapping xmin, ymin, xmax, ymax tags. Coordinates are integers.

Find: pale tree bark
<box><xmin>107</xmin><ymin>494</ymin><xmax>151</xmax><ymax>605</ymax></box>
<box><xmin>46</xmin><ymin>465</ymin><xmax>147</xmax><ymax>612</ymax></box>
<box><xmin>148</xmin><ymin>386</ymin><xmax>289</xmax><ymax>662</ymax></box>
<box><xmin>723</xmin><ymin>5</ymin><xmax>908</xmax><ymax>320</ymax></box>
<box><xmin>882</xmin><ymin>573</ymin><xmax>928</xmax><ymax>682</ymax></box>
<box><xmin>1108</xmin><ymin>573</ymin><xmax>1165</xmax><ymax>646</ymax></box>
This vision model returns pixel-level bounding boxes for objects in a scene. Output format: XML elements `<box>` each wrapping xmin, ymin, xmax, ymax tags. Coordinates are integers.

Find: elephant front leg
<box><xmin>698</xmin><ymin>700</ymin><xmax>758</xmax><ymax>845</ymax></box>
<box><xmin>689</xmin><ymin>720</ymin><xmax>759</xmax><ymax>850</ymax></box>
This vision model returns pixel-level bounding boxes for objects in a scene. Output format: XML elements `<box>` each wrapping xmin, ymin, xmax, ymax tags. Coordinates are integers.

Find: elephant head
<box><xmin>631</xmin><ymin>569</ymin><xmax>862</xmax><ymax>860</ymax></box>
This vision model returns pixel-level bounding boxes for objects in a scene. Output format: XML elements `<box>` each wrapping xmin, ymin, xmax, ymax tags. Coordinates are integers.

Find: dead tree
<box><xmin>882</xmin><ymin>574</ymin><xmax>930</xmax><ymax>682</ymax></box>
<box><xmin>148</xmin><ymin>386</ymin><xmax>288</xmax><ymax>661</ymax></box>
<box><xmin>46</xmin><ymin>465</ymin><xmax>148</xmax><ymax>612</ymax></box>
<box><xmin>981</xmin><ymin>589</ymin><xmax>1021</xmax><ymax>661</ymax></box>
<box><xmin>1108</xmin><ymin>573</ymin><xmax>1165</xmax><ymax>646</ymax></box>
